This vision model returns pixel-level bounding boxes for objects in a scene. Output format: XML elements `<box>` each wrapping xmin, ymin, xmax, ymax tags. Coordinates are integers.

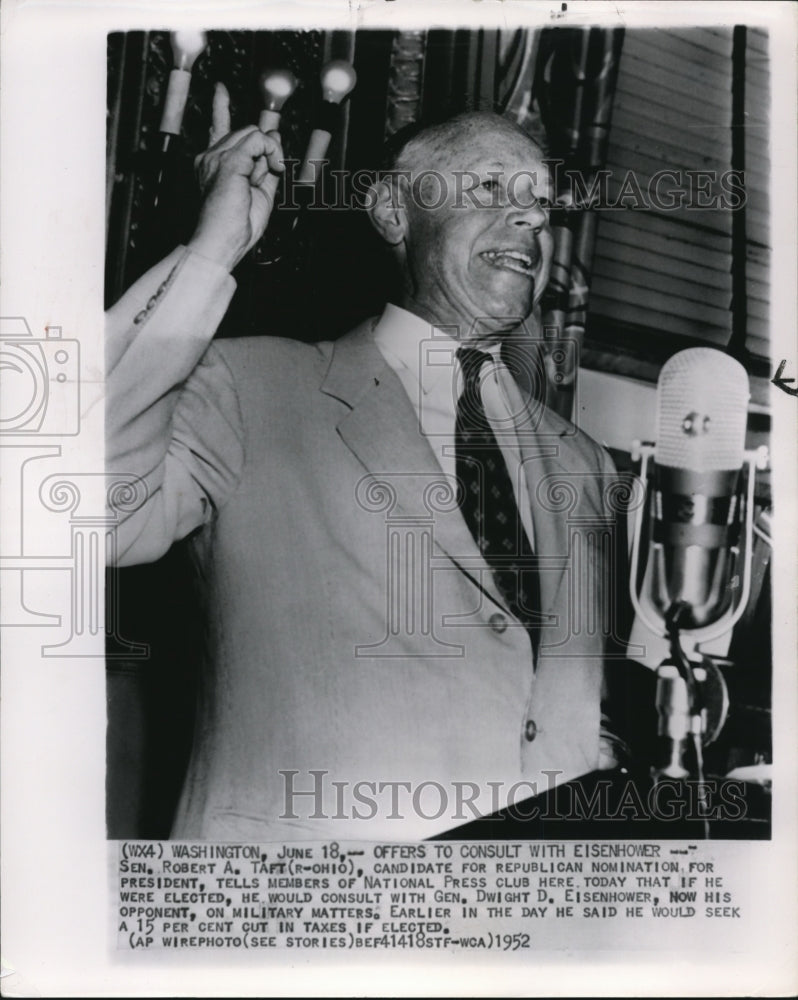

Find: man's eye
<box><xmin>536</xmin><ymin>197</ymin><xmax>554</xmax><ymax>213</ymax></box>
<box><xmin>479</xmin><ymin>178</ymin><xmax>500</xmax><ymax>191</ymax></box>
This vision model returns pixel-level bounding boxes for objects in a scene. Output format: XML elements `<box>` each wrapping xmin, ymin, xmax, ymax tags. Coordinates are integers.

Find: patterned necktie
<box><xmin>455</xmin><ymin>345</ymin><xmax>541</xmax><ymax>655</ymax></box>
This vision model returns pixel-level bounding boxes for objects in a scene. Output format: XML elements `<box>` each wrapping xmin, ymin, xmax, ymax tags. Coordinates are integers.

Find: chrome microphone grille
<box><xmin>655</xmin><ymin>348</ymin><xmax>749</xmax><ymax>471</ymax></box>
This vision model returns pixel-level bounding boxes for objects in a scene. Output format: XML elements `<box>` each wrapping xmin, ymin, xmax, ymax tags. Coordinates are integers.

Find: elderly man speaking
<box><xmin>107</xmin><ymin>92</ymin><xmax>624</xmax><ymax>841</ymax></box>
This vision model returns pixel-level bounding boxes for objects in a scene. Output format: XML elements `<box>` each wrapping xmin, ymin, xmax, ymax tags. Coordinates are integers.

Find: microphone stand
<box><xmin>661</xmin><ymin>601</ymin><xmax>713</xmax><ymax>837</ymax></box>
<box><xmin>628</xmin><ymin>442</ymin><xmax>768</xmax><ymax>836</ymax></box>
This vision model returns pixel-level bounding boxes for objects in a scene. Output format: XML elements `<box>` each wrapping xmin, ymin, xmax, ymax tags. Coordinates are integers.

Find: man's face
<box><xmin>402</xmin><ymin>124</ymin><xmax>554</xmax><ymax>338</ymax></box>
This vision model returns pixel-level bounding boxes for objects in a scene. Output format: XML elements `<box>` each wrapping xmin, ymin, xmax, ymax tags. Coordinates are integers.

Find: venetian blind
<box><xmin>744</xmin><ymin>27</ymin><xmax>770</xmax><ymax>362</ymax></box>
<box><xmin>588</xmin><ymin>27</ymin><xmax>770</xmax><ymax>366</ymax></box>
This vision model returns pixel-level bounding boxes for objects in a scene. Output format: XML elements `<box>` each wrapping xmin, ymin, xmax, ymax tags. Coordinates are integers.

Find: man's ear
<box><xmin>366</xmin><ymin>176</ymin><xmax>409</xmax><ymax>247</ymax></box>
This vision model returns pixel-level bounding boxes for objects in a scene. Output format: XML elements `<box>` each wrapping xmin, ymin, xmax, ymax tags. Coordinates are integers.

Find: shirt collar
<box><xmin>373</xmin><ymin>303</ymin><xmax>503</xmax><ymax>396</ymax></box>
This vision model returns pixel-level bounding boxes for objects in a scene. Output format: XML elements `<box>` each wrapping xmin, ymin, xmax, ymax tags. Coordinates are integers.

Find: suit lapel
<box><xmin>320</xmin><ymin>321</ymin><xmax>511</xmax><ymax>614</ymax></box>
<box><xmin>519</xmin><ymin>428</ymin><xmax>572</xmax><ymax>624</ymax></box>
<box><xmin>321</xmin><ymin>322</ymin><xmax>605</xmax><ymax>625</ymax></box>
<box><xmin>516</xmin><ymin>399</ymin><xmax>603</xmax><ymax>623</ymax></box>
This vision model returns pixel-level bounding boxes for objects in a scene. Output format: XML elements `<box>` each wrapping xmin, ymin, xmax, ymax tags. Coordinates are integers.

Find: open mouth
<box><xmin>479</xmin><ymin>249</ymin><xmax>537</xmax><ymax>277</ymax></box>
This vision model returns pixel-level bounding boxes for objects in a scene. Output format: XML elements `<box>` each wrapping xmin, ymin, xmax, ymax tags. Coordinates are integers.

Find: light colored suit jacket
<box><xmin>107</xmin><ymin>247</ymin><xmax>623</xmax><ymax>841</ymax></box>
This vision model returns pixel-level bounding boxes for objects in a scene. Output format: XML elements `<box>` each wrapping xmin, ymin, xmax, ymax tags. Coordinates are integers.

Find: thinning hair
<box><xmin>381</xmin><ymin>111</ymin><xmax>547</xmax><ymax>175</ymax></box>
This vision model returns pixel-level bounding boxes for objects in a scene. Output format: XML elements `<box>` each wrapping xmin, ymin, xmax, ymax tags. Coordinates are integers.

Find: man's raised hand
<box><xmin>187</xmin><ymin>82</ymin><xmax>285</xmax><ymax>272</ymax></box>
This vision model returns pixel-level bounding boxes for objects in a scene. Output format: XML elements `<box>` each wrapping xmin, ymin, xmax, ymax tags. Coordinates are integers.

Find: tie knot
<box><xmin>457</xmin><ymin>345</ymin><xmax>493</xmax><ymax>389</ymax></box>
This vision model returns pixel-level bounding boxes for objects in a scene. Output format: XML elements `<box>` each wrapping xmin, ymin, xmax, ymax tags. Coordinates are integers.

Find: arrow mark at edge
<box><xmin>771</xmin><ymin>359</ymin><xmax>798</xmax><ymax>397</ymax></box>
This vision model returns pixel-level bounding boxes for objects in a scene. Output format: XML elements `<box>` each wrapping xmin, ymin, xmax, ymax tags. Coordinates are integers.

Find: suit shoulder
<box><xmin>209</xmin><ymin>336</ymin><xmax>333</xmax><ymax>384</ymax></box>
<box><xmin>539</xmin><ymin>403</ymin><xmax>615</xmax><ymax>473</ymax></box>
<box><xmin>211</xmin><ymin>335</ymin><xmax>330</xmax><ymax>364</ymax></box>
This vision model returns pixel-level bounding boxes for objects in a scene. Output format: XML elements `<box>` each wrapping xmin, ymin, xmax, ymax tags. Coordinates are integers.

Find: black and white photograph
<box><xmin>104</xmin><ymin>21</ymin><xmax>774</xmax><ymax>841</ymax></box>
<box><xmin>1</xmin><ymin>1</ymin><xmax>797</xmax><ymax>995</ymax></box>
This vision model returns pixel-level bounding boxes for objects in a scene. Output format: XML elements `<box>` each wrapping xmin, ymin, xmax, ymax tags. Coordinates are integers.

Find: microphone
<box><xmin>627</xmin><ymin>347</ymin><xmax>768</xmax><ymax>803</ymax></box>
<box><xmin>649</xmin><ymin>347</ymin><xmax>750</xmax><ymax>630</ymax></box>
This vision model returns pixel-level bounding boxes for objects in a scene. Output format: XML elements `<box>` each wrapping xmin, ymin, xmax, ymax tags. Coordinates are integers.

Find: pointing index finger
<box><xmin>209</xmin><ymin>82</ymin><xmax>231</xmax><ymax>147</ymax></box>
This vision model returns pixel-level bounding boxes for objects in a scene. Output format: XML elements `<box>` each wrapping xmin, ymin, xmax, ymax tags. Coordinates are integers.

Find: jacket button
<box><xmin>524</xmin><ymin>719</ymin><xmax>538</xmax><ymax>742</ymax></box>
<box><xmin>489</xmin><ymin>613</ymin><xmax>507</xmax><ymax>634</ymax></box>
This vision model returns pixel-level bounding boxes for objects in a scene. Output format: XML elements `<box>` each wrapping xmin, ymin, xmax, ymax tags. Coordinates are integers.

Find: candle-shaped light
<box><xmin>159</xmin><ymin>31</ymin><xmax>208</xmax><ymax>139</ymax></box>
<box><xmin>258</xmin><ymin>68</ymin><xmax>298</xmax><ymax>132</ymax></box>
<box><xmin>147</xmin><ymin>31</ymin><xmax>207</xmax><ymax>226</ymax></box>
<box><xmin>297</xmin><ymin>59</ymin><xmax>357</xmax><ymax>185</ymax></box>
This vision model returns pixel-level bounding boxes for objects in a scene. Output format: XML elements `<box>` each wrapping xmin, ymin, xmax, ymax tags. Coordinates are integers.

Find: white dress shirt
<box><xmin>373</xmin><ymin>303</ymin><xmax>536</xmax><ymax>549</ymax></box>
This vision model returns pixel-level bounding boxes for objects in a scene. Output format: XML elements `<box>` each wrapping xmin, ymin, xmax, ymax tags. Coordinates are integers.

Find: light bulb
<box><xmin>320</xmin><ymin>60</ymin><xmax>357</xmax><ymax>104</ymax></box>
<box><xmin>169</xmin><ymin>31</ymin><xmax>208</xmax><ymax>72</ymax></box>
<box><xmin>259</xmin><ymin>68</ymin><xmax>298</xmax><ymax>112</ymax></box>
<box><xmin>159</xmin><ymin>31</ymin><xmax>208</xmax><ymax>136</ymax></box>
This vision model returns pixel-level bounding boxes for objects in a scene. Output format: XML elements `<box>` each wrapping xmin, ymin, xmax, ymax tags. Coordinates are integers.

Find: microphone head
<box><xmin>655</xmin><ymin>348</ymin><xmax>749</xmax><ymax>472</ymax></box>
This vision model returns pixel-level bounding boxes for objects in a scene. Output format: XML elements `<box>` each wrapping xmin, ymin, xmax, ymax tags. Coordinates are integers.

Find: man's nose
<box><xmin>506</xmin><ymin>196</ymin><xmax>549</xmax><ymax>230</ymax></box>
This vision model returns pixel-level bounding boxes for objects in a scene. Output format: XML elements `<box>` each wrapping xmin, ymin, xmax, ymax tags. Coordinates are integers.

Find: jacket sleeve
<box><xmin>106</xmin><ymin>247</ymin><xmax>244</xmax><ymax>566</ymax></box>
